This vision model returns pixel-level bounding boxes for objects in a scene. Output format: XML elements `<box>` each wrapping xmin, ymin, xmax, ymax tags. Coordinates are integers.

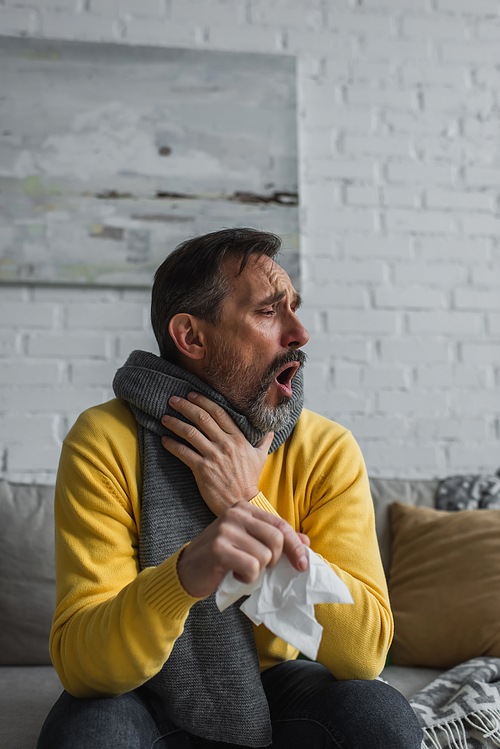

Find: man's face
<box><xmin>202</xmin><ymin>255</ymin><xmax>309</xmax><ymax>432</ymax></box>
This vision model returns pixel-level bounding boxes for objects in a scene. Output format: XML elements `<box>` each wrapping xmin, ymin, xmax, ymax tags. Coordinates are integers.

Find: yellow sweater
<box><xmin>50</xmin><ymin>398</ymin><xmax>393</xmax><ymax>698</ymax></box>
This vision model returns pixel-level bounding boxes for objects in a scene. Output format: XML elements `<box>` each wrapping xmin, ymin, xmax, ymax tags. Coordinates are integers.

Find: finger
<box><xmin>161</xmin><ymin>433</ymin><xmax>204</xmax><ymax>471</ymax></box>
<box><xmin>282</xmin><ymin>527</ymin><xmax>309</xmax><ymax>572</ymax></box>
<box><xmin>187</xmin><ymin>392</ymin><xmax>240</xmax><ymax>435</ymax></box>
<box><xmin>161</xmin><ymin>413</ymin><xmax>213</xmax><ymax>455</ymax></box>
<box><xmin>224</xmin><ymin>504</ymin><xmax>285</xmax><ymax>569</ymax></box>
<box><xmin>168</xmin><ymin>395</ymin><xmax>233</xmax><ymax>442</ymax></box>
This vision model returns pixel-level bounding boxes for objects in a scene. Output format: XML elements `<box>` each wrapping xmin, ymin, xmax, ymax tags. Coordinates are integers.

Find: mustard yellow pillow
<box><xmin>389</xmin><ymin>502</ymin><xmax>500</xmax><ymax>669</ymax></box>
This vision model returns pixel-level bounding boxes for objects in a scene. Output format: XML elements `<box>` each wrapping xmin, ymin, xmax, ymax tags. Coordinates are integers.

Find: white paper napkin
<box><xmin>215</xmin><ymin>546</ymin><xmax>354</xmax><ymax>661</ymax></box>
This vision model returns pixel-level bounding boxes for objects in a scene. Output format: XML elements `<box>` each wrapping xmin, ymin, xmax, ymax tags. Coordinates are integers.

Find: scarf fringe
<box><xmin>422</xmin><ymin>709</ymin><xmax>500</xmax><ymax>748</ymax></box>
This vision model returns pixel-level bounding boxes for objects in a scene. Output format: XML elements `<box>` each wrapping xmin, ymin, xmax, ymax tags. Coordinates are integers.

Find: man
<box><xmin>38</xmin><ymin>228</ymin><xmax>422</xmax><ymax>748</ymax></box>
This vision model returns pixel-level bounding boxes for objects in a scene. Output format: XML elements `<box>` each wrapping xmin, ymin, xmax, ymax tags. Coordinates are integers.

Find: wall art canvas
<box><xmin>0</xmin><ymin>37</ymin><xmax>299</xmax><ymax>287</ymax></box>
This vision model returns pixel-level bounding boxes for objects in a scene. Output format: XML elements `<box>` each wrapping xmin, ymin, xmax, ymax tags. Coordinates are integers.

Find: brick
<box><xmin>67</xmin><ymin>303</ymin><xmax>144</xmax><ymax>330</ymax></box>
<box><xmin>250</xmin><ymin>2</ymin><xmax>322</xmax><ymax>30</ymax></box>
<box><xmin>385</xmin><ymin>209</ymin><xmax>454</xmax><ymax>234</ymax></box>
<box><xmin>27</xmin><ymin>333</ymin><xmax>108</xmax><ymax>358</ymax></box>
<box><xmin>394</xmin><ymin>263</ymin><xmax>467</xmax><ymax>285</ymax></box>
<box><xmin>0</xmin><ymin>415</ymin><xmax>56</xmax><ymax>444</ymax></box>
<box><xmin>91</xmin><ymin>0</ymin><xmax>161</xmax><ymax>16</ymax></box>
<box><xmin>0</xmin><ymin>386</ymin><xmax>104</xmax><ymax>413</ymax></box>
<box><xmin>402</xmin><ymin>62</ymin><xmax>466</xmax><ymax>88</ymax></box>
<box><xmin>416</xmin><ymin>418</ymin><xmax>486</xmax><ymax>440</ymax></box>
<box><xmin>328</xmin><ymin>12</ymin><xmax>391</xmax><ymax>36</ymax></box>
<box><xmin>305</xmin><ymin>389</ymin><xmax>369</xmax><ymax>417</ymax></box>
<box><xmin>31</xmin><ymin>0</ymin><xmax>77</xmax><ymax>8</ymax></box>
<box><xmin>310</xmin><ymin>208</ymin><xmax>375</xmax><ymax>232</ymax></box>
<box><xmin>417</xmin><ymin>364</ymin><xmax>485</xmax><ymax>388</ymax></box>
<box><xmin>380</xmin><ymin>339</ymin><xmax>451</xmax><ymax>364</ymax></box>
<box><xmin>408</xmin><ymin>311</ymin><xmax>482</xmax><ymax>335</ymax></box>
<box><xmin>387</xmin><ymin>162</ymin><xmax>452</xmax><ymax>185</ymax></box>
<box><xmin>346</xmin><ymin>85</ymin><xmax>413</xmax><ymax>110</ymax></box>
<box><xmin>7</xmin><ymin>443</ymin><xmax>62</xmax><ymax>473</ymax></box>
<box><xmin>287</xmin><ymin>29</ymin><xmax>351</xmax><ymax>57</ymax></box>
<box><xmin>378</xmin><ymin>390</ymin><xmax>448</xmax><ymax>416</ymax></box>
<box><xmin>375</xmin><ymin>287</ymin><xmax>443</xmax><ymax>309</ymax></box>
<box><xmin>449</xmin><ymin>444</ymin><xmax>500</xmax><ymax>473</ymax></box>
<box><xmin>363</xmin><ymin>37</ymin><xmax>430</xmax><ymax>62</ymax></box>
<box><xmin>344</xmin><ymin>235</ymin><xmax>412</xmax><ymax>259</ymax></box>
<box><xmin>462</xmin><ymin>343</ymin><xmax>500</xmax><ymax>363</ymax></box>
<box><xmin>34</xmin><ymin>287</ymin><xmax>118</xmax><ymax>302</ymax></box>
<box><xmin>403</xmin><ymin>15</ymin><xmax>466</xmax><ymax>41</ymax></box>
<box><xmin>417</xmin><ymin>238</ymin><xmax>490</xmax><ymax>263</ymax></box>
<box><xmin>450</xmin><ymin>391</ymin><xmax>500</xmax><ymax>417</ymax></box>
<box><xmin>455</xmin><ymin>288</ymin><xmax>500</xmax><ymax>310</ymax></box>
<box><xmin>328</xmin><ymin>310</ymin><xmax>398</xmax><ymax>334</ymax></box>
<box><xmin>319</xmin><ymin>260</ymin><xmax>386</xmax><ymax>284</ymax></box>
<box><xmin>489</xmin><ymin>314</ymin><xmax>500</xmax><ymax>335</ymax></box>
<box><xmin>437</xmin><ymin>0</ymin><xmax>498</xmax><ymax>12</ymax></box>
<box><xmin>477</xmin><ymin>19</ymin><xmax>500</xmax><ymax>40</ymax></box>
<box><xmin>124</xmin><ymin>17</ymin><xmax>196</xmax><ymax>46</ymax></box>
<box><xmin>361</xmin><ymin>366</ymin><xmax>408</xmax><ymax>388</ymax></box>
<box><xmin>465</xmin><ymin>166</ymin><xmax>500</xmax><ymax>188</ymax></box>
<box><xmin>334</xmin><ymin>364</ymin><xmax>362</xmax><ymax>389</ymax></box>
<box><xmin>117</xmin><ymin>333</ymin><xmax>159</xmax><ymax>358</ymax></box>
<box><xmin>0</xmin><ymin>361</ymin><xmax>59</xmax><ymax>386</ymax></box>
<box><xmin>426</xmin><ymin>189</ymin><xmax>492</xmax><ymax>211</ymax></box>
<box><xmin>363</xmin><ymin>443</ymin><xmax>440</xmax><ymax>471</ymax></box>
<box><xmin>346</xmin><ymin>187</ymin><xmax>379</xmax><ymax>206</ymax></box>
<box><xmin>208</xmin><ymin>22</ymin><xmax>281</xmax><ymax>53</ymax></box>
<box><xmin>299</xmin><ymin>129</ymin><xmax>336</xmax><ymax>159</ymax></box>
<box><xmin>302</xmin><ymin>282</ymin><xmax>367</xmax><ymax>308</ymax></box>
<box><xmin>348</xmin><ymin>60</ymin><xmax>394</xmax><ymax>83</ymax></box>
<box><xmin>344</xmin><ymin>134</ymin><xmax>410</xmax><ymax>157</ymax></box>
<box><xmin>462</xmin><ymin>214</ymin><xmax>500</xmax><ymax>236</ymax></box>
<box><xmin>382</xmin><ymin>187</ymin><xmax>416</xmax><ymax>208</ymax></box>
<box><xmin>0</xmin><ymin>7</ymin><xmax>36</xmax><ymax>34</ymax></box>
<box><xmin>442</xmin><ymin>43</ymin><xmax>500</xmax><ymax>65</ymax></box>
<box><xmin>41</xmin><ymin>9</ymin><xmax>116</xmax><ymax>41</ymax></box>
<box><xmin>305</xmin><ymin>159</ymin><xmax>374</xmax><ymax>181</ymax></box>
<box><xmin>71</xmin><ymin>361</ymin><xmax>119</xmax><ymax>387</ymax></box>
<box><xmin>301</xmin><ymin>102</ymin><xmax>372</xmax><ymax>130</ymax></box>
<box><xmin>306</xmin><ymin>337</ymin><xmax>370</xmax><ymax>363</ymax></box>
<box><xmin>0</xmin><ymin>331</ymin><xmax>17</xmax><ymax>357</ymax></box>
<box><xmin>347</xmin><ymin>416</ymin><xmax>406</xmax><ymax>439</ymax></box>
<box><xmin>0</xmin><ymin>302</ymin><xmax>55</xmax><ymax>328</ymax></box>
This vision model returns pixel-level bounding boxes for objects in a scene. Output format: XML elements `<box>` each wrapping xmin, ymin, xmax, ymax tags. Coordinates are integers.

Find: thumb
<box><xmin>256</xmin><ymin>431</ymin><xmax>274</xmax><ymax>455</ymax></box>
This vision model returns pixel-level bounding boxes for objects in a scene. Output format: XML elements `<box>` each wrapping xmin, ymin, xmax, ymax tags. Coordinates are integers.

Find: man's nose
<box><xmin>284</xmin><ymin>315</ymin><xmax>309</xmax><ymax>349</ymax></box>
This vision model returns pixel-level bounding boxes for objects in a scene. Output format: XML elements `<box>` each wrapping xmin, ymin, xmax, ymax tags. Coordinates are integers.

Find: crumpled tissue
<box><xmin>215</xmin><ymin>547</ymin><xmax>354</xmax><ymax>661</ymax></box>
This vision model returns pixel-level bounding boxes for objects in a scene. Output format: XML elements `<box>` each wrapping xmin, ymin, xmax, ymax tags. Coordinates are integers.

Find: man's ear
<box><xmin>168</xmin><ymin>314</ymin><xmax>207</xmax><ymax>361</ymax></box>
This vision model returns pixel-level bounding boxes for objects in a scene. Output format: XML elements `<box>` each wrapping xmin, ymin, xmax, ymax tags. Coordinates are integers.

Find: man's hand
<box><xmin>177</xmin><ymin>502</ymin><xmax>310</xmax><ymax>599</ymax></box>
<box><xmin>161</xmin><ymin>392</ymin><xmax>274</xmax><ymax>516</ymax></box>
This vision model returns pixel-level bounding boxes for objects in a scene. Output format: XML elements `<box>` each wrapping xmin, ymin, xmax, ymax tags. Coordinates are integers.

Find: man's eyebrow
<box><xmin>258</xmin><ymin>290</ymin><xmax>302</xmax><ymax>309</ymax></box>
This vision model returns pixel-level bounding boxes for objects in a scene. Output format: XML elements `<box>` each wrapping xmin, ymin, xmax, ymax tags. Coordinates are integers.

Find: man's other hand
<box><xmin>177</xmin><ymin>502</ymin><xmax>310</xmax><ymax>599</ymax></box>
<box><xmin>160</xmin><ymin>392</ymin><xmax>274</xmax><ymax>516</ymax></box>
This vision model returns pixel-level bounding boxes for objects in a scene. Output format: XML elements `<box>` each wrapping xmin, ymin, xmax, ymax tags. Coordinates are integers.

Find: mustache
<box><xmin>263</xmin><ymin>348</ymin><xmax>307</xmax><ymax>385</ymax></box>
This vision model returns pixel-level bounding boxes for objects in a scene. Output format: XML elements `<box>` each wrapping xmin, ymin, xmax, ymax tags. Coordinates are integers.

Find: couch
<box><xmin>0</xmin><ymin>476</ymin><xmax>445</xmax><ymax>749</ymax></box>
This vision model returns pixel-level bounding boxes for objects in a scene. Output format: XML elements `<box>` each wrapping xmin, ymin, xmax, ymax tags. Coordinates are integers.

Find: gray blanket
<box><xmin>409</xmin><ymin>658</ymin><xmax>500</xmax><ymax>748</ymax></box>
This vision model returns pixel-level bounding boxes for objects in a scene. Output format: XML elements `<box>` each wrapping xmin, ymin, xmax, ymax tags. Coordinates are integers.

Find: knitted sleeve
<box><xmin>255</xmin><ymin>410</ymin><xmax>393</xmax><ymax>681</ymax></box>
<box><xmin>50</xmin><ymin>401</ymin><xmax>202</xmax><ymax>698</ymax></box>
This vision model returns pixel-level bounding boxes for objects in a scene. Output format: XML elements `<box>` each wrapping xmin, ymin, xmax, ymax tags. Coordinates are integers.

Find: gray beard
<box><xmin>203</xmin><ymin>340</ymin><xmax>305</xmax><ymax>433</ymax></box>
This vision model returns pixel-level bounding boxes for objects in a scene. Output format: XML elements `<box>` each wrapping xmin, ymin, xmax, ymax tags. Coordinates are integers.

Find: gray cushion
<box><xmin>0</xmin><ymin>480</ymin><xmax>56</xmax><ymax>665</ymax></box>
<box><xmin>0</xmin><ymin>665</ymin><xmax>62</xmax><ymax>749</ymax></box>
<box><xmin>369</xmin><ymin>477</ymin><xmax>438</xmax><ymax>576</ymax></box>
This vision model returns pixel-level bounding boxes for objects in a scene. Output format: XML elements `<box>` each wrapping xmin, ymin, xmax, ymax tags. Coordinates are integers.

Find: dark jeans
<box><xmin>37</xmin><ymin>660</ymin><xmax>422</xmax><ymax>748</ymax></box>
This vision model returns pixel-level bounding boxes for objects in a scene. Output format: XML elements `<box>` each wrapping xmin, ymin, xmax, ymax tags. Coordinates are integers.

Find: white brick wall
<box><xmin>0</xmin><ymin>0</ymin><xmax>499</xmax><ymax>482</ymax></box>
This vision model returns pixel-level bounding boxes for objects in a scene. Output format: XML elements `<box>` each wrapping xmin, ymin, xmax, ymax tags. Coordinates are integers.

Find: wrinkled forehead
<box><xmin>222</xmin><ymin>254</ymin><xmax>295</xmax><ymax>305</ymax></box>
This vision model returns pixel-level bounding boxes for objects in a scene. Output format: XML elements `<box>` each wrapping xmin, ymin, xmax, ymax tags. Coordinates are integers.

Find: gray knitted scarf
<box><xmin>113</xmin><ymin>350</ymin><xmax>304</xmax><ymax>747</ymax></box>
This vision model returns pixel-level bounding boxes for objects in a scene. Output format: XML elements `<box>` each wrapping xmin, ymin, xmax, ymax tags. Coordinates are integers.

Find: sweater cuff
<box><xmin>142</xmin><ymin>544</ymin><xmax>203</xmax><ymax>620</ymax></box>
<box><xmin>250</xmin><ymin>491</ymin><xmax>280</xmax><ymax>517</ymax></box>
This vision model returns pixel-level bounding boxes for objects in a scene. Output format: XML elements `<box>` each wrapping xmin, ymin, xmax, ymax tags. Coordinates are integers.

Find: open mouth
<box><xmin>274</xmin><ymin>361</ymin><xmax>300</xmax><ymax>398</ymax></box>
